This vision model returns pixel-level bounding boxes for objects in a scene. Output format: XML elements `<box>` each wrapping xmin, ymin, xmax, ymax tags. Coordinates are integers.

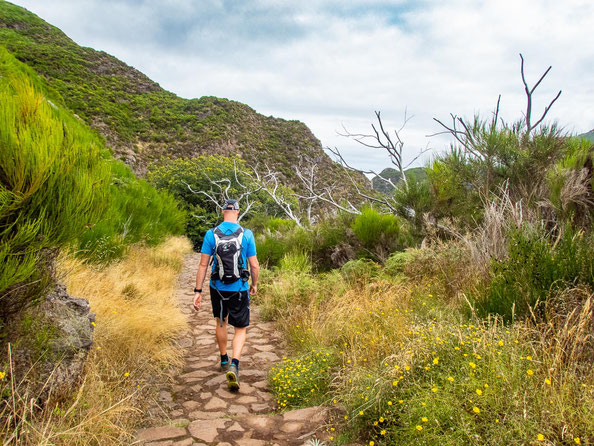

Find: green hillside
<box><xmin>579</xmin><ymin>129</ymin><xmax>594</xmax><ymax>142</ymax></box>
<box><xmin>372</xmin><ymin>166</ymin><xmax>428</xmax><ymax>193</ymax></box>
<box><xmin>0</xmin><ymin>0</ymin><xmax>346</xmax><ymax>187</ymax></box>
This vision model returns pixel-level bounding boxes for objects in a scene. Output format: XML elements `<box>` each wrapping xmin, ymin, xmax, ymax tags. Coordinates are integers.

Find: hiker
<box><xmin>192</xmin><ymin>199</ymin><xmax>259</xmax><ymax>391</ymax></box>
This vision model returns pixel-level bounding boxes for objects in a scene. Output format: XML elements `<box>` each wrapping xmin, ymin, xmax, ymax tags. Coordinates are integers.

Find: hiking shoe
<box><xmin>226</xmin><ymin>364</ymin><xmax>240</xmax><ymax>392</ymax></box>
<box><xmin>220</xmin><ymin>361</ymin><xmax>230</xmax><ymax>372</ymax></box>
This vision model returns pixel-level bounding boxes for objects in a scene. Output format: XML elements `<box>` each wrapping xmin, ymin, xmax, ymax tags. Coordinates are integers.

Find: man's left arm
<box><xmin>246</xmin><ymin>229</ymin><xmax>259</xmax><ymax>295</ymax></box>
<box><xmin>248</xmin><ymin>255</ymin><xmax>259</xmax><ymax>295</ymax></box>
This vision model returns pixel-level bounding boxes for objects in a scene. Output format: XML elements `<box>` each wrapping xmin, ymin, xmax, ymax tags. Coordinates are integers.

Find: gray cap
<box><xmin>222</xmin><ymin>199</ymin><xmax>239</xmax><ymax>210</ymax></box>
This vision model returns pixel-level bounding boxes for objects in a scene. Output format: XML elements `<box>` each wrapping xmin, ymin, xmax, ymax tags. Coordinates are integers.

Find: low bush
<box><xmin>475</xmin><ymin>226</ymin><xmax>594</xmax><ymax>321</ymax></box>
<box><xmin>76</xmin><ymin>161</ymin><xmax>186</xmax><ymax>263</ymax></box>
<box><xmin>269</xmin><ymin>348</ymin><xmax>338</xmax><ymax>409</ymax></box>
<box><xmin>340</xmin><ymin>259</ymin><xmax>381</xmax><ymax>285</ymax></box>
<box><xmin>352</xmin><ymin>207</ymin><xmax>407</xmax><ymax>261</ymax></box>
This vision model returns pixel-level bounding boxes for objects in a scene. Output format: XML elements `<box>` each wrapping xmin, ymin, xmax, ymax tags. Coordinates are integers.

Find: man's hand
<box><xmin>193</xmin><ymin>292</ymin><xmax>202</xmax><ymax>311</ymax></box>
<box><xmin>249</xmin><ymin>284</ymin><xmax>257</xmax><ymax>295</ymax></box>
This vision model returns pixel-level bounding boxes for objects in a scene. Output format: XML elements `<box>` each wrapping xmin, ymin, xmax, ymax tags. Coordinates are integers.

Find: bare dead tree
<box><xmin>432</xmin><ymin>54</ymin><xmax>562</xmax><ymax>156</ymax></box>
<box><xmin>181</xmin><ymin>159</ymin><xmax>262</xmax><ymax>221</ymax></box>
<box><xmin>520</xmin><ymin>53</ymin><xmax>562</xmax><ymax>135</ymax></box>
<box><xmin>325</xmin><ymin>147</ymin><xmax>397</xmax><ymax>213</ymax></box>
<box><xmin>244</xmin><ymin>164</ymin><xmax>305</xmax><ymax>227</ymax></box>
<box><xmin>292</xmin><ymin>156</ymin><xmax>328</xmax><ymax>223</ymax></box>
<box><xmin>292</xmin><ymin>155</ymin><xmax>362</xmax><ymax>217</ymax></box>
<box><xmin>337</xmin><ymin>109</ymin><xmax>432</xmax><ymax>186</ymax></box>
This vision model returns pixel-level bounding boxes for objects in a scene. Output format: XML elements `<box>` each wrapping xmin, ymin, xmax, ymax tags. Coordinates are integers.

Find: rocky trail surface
<box><xmin>134</xmin><ymin>252</ymin><xmax>329</xmax><ymax>446</ymax></box>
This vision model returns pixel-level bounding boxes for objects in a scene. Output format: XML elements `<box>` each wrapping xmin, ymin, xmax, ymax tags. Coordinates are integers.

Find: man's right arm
<box><xmin>195</xmin><ymin>253</ymin><xmax>212</xmax><ymax>291</ymax></box>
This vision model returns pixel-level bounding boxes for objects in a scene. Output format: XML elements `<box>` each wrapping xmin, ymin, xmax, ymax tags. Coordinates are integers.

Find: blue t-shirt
<box><xmin>200</xmin><ymin>222</ymin><xmax>257</xmax><ymax>292</ymax></box>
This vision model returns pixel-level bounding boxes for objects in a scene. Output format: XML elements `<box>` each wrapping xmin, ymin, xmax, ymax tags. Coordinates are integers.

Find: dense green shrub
<box><xmin>352</xmin><ymin>206</ymin><xmax>407</xmax><ymax>261</ymax></box>
<box><xmin>0</xmin><ymin>47</ymin><xmax>186</xmax><ymax>319</ymax></box>
<box><xmin>545</xmin><ymin>138</ymin><xmax>594</xmax><ymax>226</ymax></box>
<box><xmin>391</xmin><ymin>170</ymin><xmax>432</xmax><ymax>238</ymax></box>
<box><xmin>77</xmin><ymin>161</ymin><xmax>186</xmax><ymax>262</ymax></box>
<box><xmin>0</xmin><ymin>47</ymin><xmax>110</xmax><ymax>309</ymax></box>
<box><xmin>384</xmin><ymin>251</ymin><xmax>416</xmax><ymax>277</ymax></box>
<box><xmin>255</xmin><ymin>234</ymin><xmax>290</xmax><ymax>267</ymax></box>
<box><xmin>340</xmin><ymin>259</ymin><xmax>381</xmax><ymax>285</ymax></box>
<box><xmin>475</xmin><ymin>226</ymin><xmax>594</xmax><ymax>321</ymax></box>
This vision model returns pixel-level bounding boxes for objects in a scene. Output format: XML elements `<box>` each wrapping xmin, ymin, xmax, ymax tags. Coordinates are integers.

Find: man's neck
<box><xmin>222</xmin><ymin>217</ymin><xmax>238</xmax><ymax>224</ymax></box>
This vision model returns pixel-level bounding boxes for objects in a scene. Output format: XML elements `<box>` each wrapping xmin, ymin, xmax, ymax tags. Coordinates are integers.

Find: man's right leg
<box><xmin>214</xmin><ymin>317</ymin><xmax>228</xmax><ymax>355</ymax></box>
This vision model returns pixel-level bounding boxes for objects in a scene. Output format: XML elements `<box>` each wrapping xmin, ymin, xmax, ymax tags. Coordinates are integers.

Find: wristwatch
<box><xmin>194</xmin><ymin>288</ymin><xmax>202</xmax><ymax>293</ymax></box>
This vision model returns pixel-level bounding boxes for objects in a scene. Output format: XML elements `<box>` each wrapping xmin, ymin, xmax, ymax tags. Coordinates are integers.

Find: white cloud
<box><xmin>13</xmin><ymin>0</ymin><xmax>594</xmax><ymax>173</ymax></box>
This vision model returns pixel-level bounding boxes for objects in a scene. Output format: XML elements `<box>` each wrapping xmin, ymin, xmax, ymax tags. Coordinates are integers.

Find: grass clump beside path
<box><xmin>257</xmin><ymin>252</ymin><xmax>593</xmax><ymax>446</ymax></box>
<box><xmin>0</xmin><ymin>236</ymin><xmax>192</xmax><ymax>445</ymax></box>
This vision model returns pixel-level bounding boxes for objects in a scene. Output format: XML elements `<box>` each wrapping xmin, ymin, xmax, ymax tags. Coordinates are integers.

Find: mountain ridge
<box><xmin>0</xmin><ymin>0</ymin><xmax>353</xmax><ymax>191</ymax></box>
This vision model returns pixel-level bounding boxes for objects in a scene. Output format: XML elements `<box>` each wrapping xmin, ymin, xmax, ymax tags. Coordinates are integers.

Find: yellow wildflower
<box><xmin>416</xmin><ymin>425</ymin><xmax>423</xmax><ymax>431</ymax></box>
<box><xmin>527</xmin><ymin>369</ymin><xmax>534</xmax><ymax>376</ymax></box>
<box><xmin>422</xmin><ymin>417</ymin><xmax>428</xmax><ymax>422</ymax></box>
<box><xmin>537</xmin><ymin>434</ymin><xmax>544</xmax><ymax>441</ymax></box>
<box><xmin>472</xmin><ymin>407</ymin><xmax>480</xmax><ymax>414</ymax></box>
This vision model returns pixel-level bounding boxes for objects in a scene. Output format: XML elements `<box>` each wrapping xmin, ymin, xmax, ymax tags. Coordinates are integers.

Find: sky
<box><xmin>13</xmin><ymin>0</ymin><xmax>594</xmax><ymax>174</ymax></box>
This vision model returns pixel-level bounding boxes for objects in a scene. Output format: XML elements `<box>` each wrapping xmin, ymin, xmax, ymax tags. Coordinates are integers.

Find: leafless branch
<box><xmin>519</xmin><ymin>53</ymin><xmax>562</xmax><ymax>134</ymax></box>
<box><xmin>244</xmin><ymin>164</ymin><xmax>305</xmax><ymax>227</ymax></box>
<box><xmin>337</xmin><ymin>109</ymin><xmax>424</xmax><ymax>184</ymax></box>
<box><xmin>181</xmin><ymin>160</ymin><xmax>263</xmax><ymax>221</ymax></box>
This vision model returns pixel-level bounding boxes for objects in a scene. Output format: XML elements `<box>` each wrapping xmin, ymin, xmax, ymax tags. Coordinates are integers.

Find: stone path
<box><xmin>134</xmin><ymin>252</ymin><xmax>329</xmax><ymax>446</ymax></box>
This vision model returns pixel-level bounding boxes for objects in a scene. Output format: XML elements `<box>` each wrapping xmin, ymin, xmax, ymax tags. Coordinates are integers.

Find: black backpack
<box><xmin>212</xmin><ymin>227</ymin><xmax>249</xmax><ymax>284</ymax></box>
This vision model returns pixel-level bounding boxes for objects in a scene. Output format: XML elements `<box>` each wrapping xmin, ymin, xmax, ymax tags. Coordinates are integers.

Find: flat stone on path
<box><xmin>137</xmin><ymin>426</ymin><xmax>186</xmax><ymax>443</ymax></box>
<box><xmin>204</xmin><ymin>396</ymin><xmax>227</xmax><ymax>410</ymax></box>
<box><xmin>281</xmin><ymin>421</ymin><xmax>305</xmax><ymax>433</ymax></box>
<box><xmin>229</xmin><ymin>404</ymin><xmax>249</xmax><ymax>414</ymax></box>
<box><xmin>187</xmin><ymin>419</ymin><xmax>227</xmax><ymax>443</ymax></box>
<box><xmin>236</xmin><ymin>438</ymin><xmax>268</xmax><ymax>446</ymax></box>
<box><xmin>282</xmin><ymin>406</ymin><xmax>329</xmax><ymax>424</ymax></box>
<box><xmin>236</xmin><ymin>395</ymin><xmax>258</xmax><ymax>404</ymax></box>
<box><xmin>253</xmin><ymin>351</ymin><xmax>280</xmax><ymax>362</ymax></box>
<box><xmin>227</xmin><ymin>422</ymin><xmax>245</xmax><ymax>432</ymax></box>
<box><xmin>188</xmin><ymin>410</ymin><xmax>226</xmax><ymax>420</ymax></box>
<box><xmin>253</xmin><ymin>344</ymin><xmax>275</xmax><ymax>352</ymax></box>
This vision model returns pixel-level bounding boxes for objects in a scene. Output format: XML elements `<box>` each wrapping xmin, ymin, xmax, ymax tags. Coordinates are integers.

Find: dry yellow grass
<box><xmin>3</xmin><ymin>236</ymin><xmax>193</xmax><ymax>445</ymax></box>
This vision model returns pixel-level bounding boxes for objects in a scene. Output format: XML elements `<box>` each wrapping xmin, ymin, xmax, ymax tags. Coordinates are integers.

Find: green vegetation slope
<box><xmin>0</xmin><ymin>0</ymin><xmax>346</xmax><ymax>188</ymax></box>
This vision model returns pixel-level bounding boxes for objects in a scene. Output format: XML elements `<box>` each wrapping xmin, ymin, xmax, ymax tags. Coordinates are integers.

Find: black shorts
<box><xmin>210</xmin><ymin>286</ymin><xmax>250</xmax><ymax>328</ymax></box>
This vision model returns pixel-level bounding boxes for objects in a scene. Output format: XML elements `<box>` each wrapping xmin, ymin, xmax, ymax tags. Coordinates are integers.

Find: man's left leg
<box><xmin>232</xmin><ymin>326</ymin><xmax>247</xmax><ymax>360</ymax></box>
<box><xmin>225</xmin><ymin>290</ymin><xmax>249</xmax><ymax>391</ymax></box>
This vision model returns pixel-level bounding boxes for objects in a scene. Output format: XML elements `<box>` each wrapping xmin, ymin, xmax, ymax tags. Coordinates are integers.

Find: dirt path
<box><xmin>135</xmin><ymin>252</ymin><xmax>329</xmax><ymax>446</ymax></box>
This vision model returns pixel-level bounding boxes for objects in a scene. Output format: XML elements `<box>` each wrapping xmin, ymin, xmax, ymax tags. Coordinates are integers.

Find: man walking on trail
<box><xmin>192</xmin><ymin>199</ymin><xmax>259</xmax><ymax>392</ymax></box>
